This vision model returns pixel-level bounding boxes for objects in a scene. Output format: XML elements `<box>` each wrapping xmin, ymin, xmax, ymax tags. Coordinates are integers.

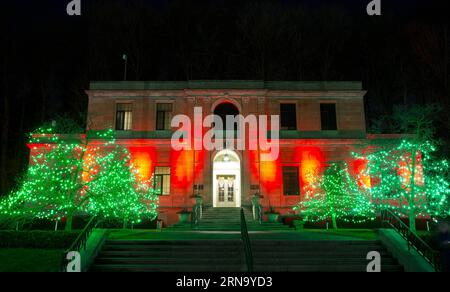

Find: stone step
<box><xmin>198</xmin><ymin>218</ymin><xmax>247</xmax><ymax>220</ymax></box>
<box><xmin>99</xmin><ymin>251</ymin><xmax>244</xmax><ymax>258</ymax></box>
<box><xmin>253</xmin><ymin>257</ymin><xmax>397</xmax><ymax>267</ymax></box>
<box><xmin>260</xmin><ymin>247</ymin><xmax>387</xmax><ymax>253</ymax></box>
<box><xmin>201</xmin><ymin>215</ymin><xmax>248</xmax><ymax>217</ymax></box>
<box><xmin>188</xmin><ymin>228</ymin><xmax>290</xmax><ymax>231</ymax></box>
<box><xmin>102</xmin><ymin>244</ymin><xmax>384</xmax><ymax>252</ymax></box>
<box><xmin>167</xmin><ymin>228</ymin><xmax>291</xmax><ymax>232</ymax></box>
<box><xmin>91</xmin><ymin>264</ymin><xmax>247</xmax><ymax>272</ymax></box>
<box><xmin>253</xmin><ymin>265</ymin><xmax>404</xmax><ymax>272</ymax></box>
<box><xmin>168</xmin><ymin>207</ymin><xmax>285</xmax><ymax>231</ymax></box>
<box><xmin>103</xmin><ymin>239</ymin><xmax>378</xmax><ymax>244</ymax></box>
<box><xmin>196</xmin><ymin>221</ymin><xmax>289</xmax><ymax>227</ymax></box>
<box><xmin>202</xmin><ymin>211</ymin><xmax>252</xmax><ymax>214</ymax></box>
<box><xmin>103</xmin><ymin>244</ymin><xmax>242</xmax><ymax>249</ymax></box>
<box><xmin>215</xmin><ymin>219</ymin><xmax>258</xmax><ymax>221</ymax></box>
<box><xmin>197</xmin><ymin>224</ymin><xmax>288</xmax><ymax>227</ymax></box>
<box><xmin>194</xmin><ymin>224</ymin><xmax>287</xmax><ymax>227</ymax></box>
<box><xmin>94</xmin><ymin>210</ymin><xmax>404</xmax><ymax>273</ymax></box>
<box><xmin>91</xmin><ymin>238</ymin><xmax>403</xmax><ymax>272</ymax></box>
<box><xmin>102</xmin><ymin>246</ymin><xmax>241</xmax><ymax>252</ymax></box>
<box><xmin>94</xmin><ymin>257</ymin><xmax>398</xmax><ymax>266</ymax></box>
<box><xmin>202</xmin><ymin>211</ymin><xmax>245</xmax><ymax>213</ymax></box>
<box><xmin>103</xmin><ymin>245</ymin><xmax>386</xmax><ymax>253</ymax></box>
<box><xmin>197</xmin><ymin>220</ymin><xmax>242</xmax><ymax>223</ymax></box>
<box><xmin>250</xmin><ymin>240</ymin><xmax>382</xmax><ymax>246</ymax></box>
<box><xmin>98</xmin><ymin>250</ymin><xmax>393</xmax><ymax>258</ymax></box>
<box><xmin>167</xmin><ymin>225</ymin><xmax>292</xmax><ymax>231</ymax></box>
<box><xmin>252</xmin><ymin>245</ymin><xmax>385</xmax><ymax>250</ymax></box>
<box><xmin>199</xmin><ymin>217</ymin><xmax>245</xmax><ymax>220</ymax></box>
<box><xmin>105</xmin><ymin>240</ymin><xmax>242</xmax><ymax>245</ymax></box>
<box><xmin>198</xmin><ymin>221</ymin><xmax>284</xmax><ymax>224</ymax></box>
<box><xmin>204</xmin><ymin>211</ymin><xmax>246</xmax><ymax>213</ymax></box>
<box><xmin>201</xmin><ymin>212</ymin><xmax>244</xmax><ymax>214</ymax></box>
<box><xmin>199</xmin><ymin>225</ymin><xmax>290</xmax><ymax>228</ymax></box>
<box><xmin>95</xmin><ymin>257</ymin><xmax>245</xmax><ymax>265</ymax></box>
<box><xmin>104</xmin><ymin>239</ymin><xmax>382</xmax><ymax>246</ymax></box>
<box><xmin>92</xmin><ymin>263</ymin><xmax>403</xmax><ymax>272</ymax></box>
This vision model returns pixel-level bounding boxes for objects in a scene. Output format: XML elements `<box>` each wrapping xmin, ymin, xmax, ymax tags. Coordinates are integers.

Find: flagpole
<box><xmin>123</xmin><ymin>54</ymin><xmax>128</xmax><ymax>81</ymax></box>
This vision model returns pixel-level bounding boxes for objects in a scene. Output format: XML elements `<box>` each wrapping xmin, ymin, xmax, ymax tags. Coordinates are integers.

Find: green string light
<box><xmin>0</xmin><ymin>127</ymin><xmax>159</xmax><ymax>229</ymax></box>
<box><xmin>295</xmin><ymin>162</ymin><xmax>376</xmax><ymax>229</ymax></box>
<box><xmin>355</xmin><ymin>139</ymin><xmax>450</xmax><ymax>231</ymax></box>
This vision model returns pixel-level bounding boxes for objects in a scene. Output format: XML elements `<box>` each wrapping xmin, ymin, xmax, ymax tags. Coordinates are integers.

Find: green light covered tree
<box><xmin>0</xmin><ymin>126</ymin><xmax>159</xmax><ymax>231</ymax></box>
<box><xmin>365</xmin><ymin>104</ymin><xmax>450</xmax><ymax>231</ymax></box>
<box><xmin>296</xmin><ymin>162</ymin><xmax>375</xmax><ymax>229</ymax></box>
<box><xmin>0</xmin><ymin>127</ymin><xmax>89</xmax><ymax>229</ymax></box>
<box><xmin>86</xmin><ymin>145</ymin><xmax>159</xmax><ymax>228</ymax></box>
<box><xmin>362</xmin><ymin>140</ymin><xmax>449</xmax><ymax>232</ymax></box>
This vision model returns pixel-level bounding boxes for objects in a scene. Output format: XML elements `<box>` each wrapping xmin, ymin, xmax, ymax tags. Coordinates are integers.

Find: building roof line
<box><xmin>89</xmin><ymin>80</ymin><xmax>363</xmax><ymax>91</ymax></box>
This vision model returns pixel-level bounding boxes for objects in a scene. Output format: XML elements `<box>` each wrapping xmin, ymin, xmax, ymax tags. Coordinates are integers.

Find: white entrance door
<box><xmin>213</xmin><ymin>150</ymin><xmax>241</xmax><ymax>208</ymax></box>
<box><xmin>216</xmin><ymin>175</ymin><xmax>237</xmax><ymax>207</ymax></box>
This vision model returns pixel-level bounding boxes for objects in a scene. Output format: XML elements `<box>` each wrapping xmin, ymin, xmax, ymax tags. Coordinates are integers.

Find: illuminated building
<box><xmin>29</xmin><ymin>81</ymin><xmax>395</xmax><ymax>226</ymax></box>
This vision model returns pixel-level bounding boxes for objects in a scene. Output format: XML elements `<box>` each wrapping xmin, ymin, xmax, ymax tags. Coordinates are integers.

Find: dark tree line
<box><xmin>1</xmin><ymin>0</ymin><xmax>450</xmax><ymax>195</ymax></box>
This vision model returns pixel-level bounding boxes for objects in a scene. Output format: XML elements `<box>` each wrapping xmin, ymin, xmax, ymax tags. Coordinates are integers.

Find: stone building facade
<box><xmin>81</xmin><ymin>81</ymin><xmax>380</xmax><ymax>225</ymax></box>
<box><xmin>40</xmin><ymin>81</ymin><xmax>388</xmax><ymax>226</ymax></box>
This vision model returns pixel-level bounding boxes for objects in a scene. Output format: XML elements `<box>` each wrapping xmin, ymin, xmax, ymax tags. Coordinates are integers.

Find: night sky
<box><xmin>1</xmin><ymin>0</ymin><xmax>450</xmax><ymax>194</ymax></box>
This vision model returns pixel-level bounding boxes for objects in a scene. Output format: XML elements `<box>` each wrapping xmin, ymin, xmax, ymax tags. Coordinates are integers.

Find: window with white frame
<box><xmin>154</xmin><ymin>167</ymin><xmax>171</xmax><ymax>196</ymax></box>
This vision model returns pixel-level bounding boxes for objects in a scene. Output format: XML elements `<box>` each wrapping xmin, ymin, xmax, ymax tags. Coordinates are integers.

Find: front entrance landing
<box><xmin>168</xmin><ymin>207</ymin><xmax>290</xmax><ymax>231</ymax></box>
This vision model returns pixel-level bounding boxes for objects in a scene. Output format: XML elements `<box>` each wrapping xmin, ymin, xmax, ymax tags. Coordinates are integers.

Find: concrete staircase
<box><xmin>91</xmin><ymin>240</ymin><xmax>246</xmax><ymax>272</ymax></box>
<box><xmin>168</xmin><ymin>207</ymin><xmax>291</xmax><ymax>231</ymax></box>
<box><xmin>252</xmin><ymin>240</ymin><xmax>403</xmax><ymax>272</ymax></box>
<box><xmin>90</xmin><ymin>239</ymin><xmax>403</xmax><ymax>272</ymax></box>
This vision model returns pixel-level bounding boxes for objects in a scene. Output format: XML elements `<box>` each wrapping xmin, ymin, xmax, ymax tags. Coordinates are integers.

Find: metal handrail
<box><xmin>240</xmin><ymin>208</ymin><xmax>254</xmax><ymax>272</ymax></box>
<box><xmin>381</xmin><ymin>209</ymin><xmax>441</xmax><ymax>271</ymax></box>
<box><xmin>256</xmin><ymin>205</ymin><xmax>263</xmax><ymax>224</ymax></box>
<box><xmin>60</xmin><ymin>216</ymin><xmax>98</xmax><ymax>272</ymax></box>
<box><xmin>252</xmin><ymin>202</ymin><xmax>263</xmax><ymax>224</ymax></box>
<box><xmin>191</xmin><ymin>203</ymin><xmax>202</xmax><ymax>227</ymax></box>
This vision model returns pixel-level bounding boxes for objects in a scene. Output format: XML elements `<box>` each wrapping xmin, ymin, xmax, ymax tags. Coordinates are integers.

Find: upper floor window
<box><xmin>280</xmin><ymin>103</ymin><xmax>297</xmax><ymax>130</ymax></box>
<box><xmin>154</xmin><ymin>166</ymin><xmax>171</xmax><ymax>196</ymax></box>
<box><xmin>156</xmin><ymin>103</ymin><xmax>173</xmax><ymax>130</ymax></box>
<box><xmin>283</xmin><ymin>166</ymin><xmax>300</xmax><ymax>196</ymax></box>
<box><xmin>320</xmin><ymin>103</ymin><xmax>337</xmax><ymax>131</ymax></box>
<box><xmin>115</xmin><ymin>103</ymin><xmax>133</xmax><ymax>131</ymax></box>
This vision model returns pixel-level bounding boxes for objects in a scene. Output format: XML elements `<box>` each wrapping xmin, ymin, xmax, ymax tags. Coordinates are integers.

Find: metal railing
<box><xmin>381</xmin><ymin>209</ymin><xmax>441</xmax><ymax>271</ymax></box>
<box><xmin>191</xmin><ymin>203</ymin><xmax>202</xmax><ymax>227</ymax></box>
<box><xmin>256</xmin><ymin>205</ymin><xmax>263</xmax><ymax>224</ymax></box>
<box><xmin>240</xmin><ymin>208</ymin><xmax>254</xmax><ymax>272</ymax></box>
<box><xmin>60</xmin><ymin>217</ymin><xmax>98</xmax><ymax>272</ymax></box>
<box><xmin>252</xmin><ymin>202</ymin><xmax>263</xmax><ymax>224</ymax></box>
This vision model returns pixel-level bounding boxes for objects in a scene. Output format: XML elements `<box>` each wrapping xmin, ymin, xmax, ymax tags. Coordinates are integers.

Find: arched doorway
<box><xmin>213</xmin><ymin>102</ymin><xmax>239</xmax><ymax>131</ymax></box>
<box><xmin>212</xmin><ymin>150</ymin><xmax>241</xmax><ymax>208</ymax></box>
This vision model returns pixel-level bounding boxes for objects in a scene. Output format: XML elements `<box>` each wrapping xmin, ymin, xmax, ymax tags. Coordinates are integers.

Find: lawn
<box><xmin>0</xmin><ymin>248</ymin><xmax>63</xmax><ymax>272</ymax></box>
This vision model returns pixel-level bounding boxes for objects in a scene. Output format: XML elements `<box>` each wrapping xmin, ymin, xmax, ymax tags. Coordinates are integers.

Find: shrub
<box><xmin>0</xmin><ymin>231</ymin><xmax>79</xmax><ymax>249</ymax></box>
